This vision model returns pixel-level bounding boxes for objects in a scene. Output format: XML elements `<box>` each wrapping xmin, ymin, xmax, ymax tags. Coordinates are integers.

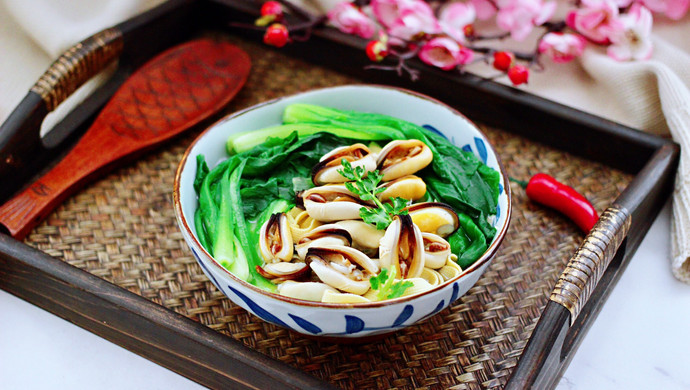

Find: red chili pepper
<box><xmin>520</xmin><ymin>173</ymin><xmax>599</xmax><ymax>233</ymax></box>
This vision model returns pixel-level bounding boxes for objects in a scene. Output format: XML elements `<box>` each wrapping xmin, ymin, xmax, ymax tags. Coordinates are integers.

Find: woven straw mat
<box><xmin>24</xmin><ymin>37</ymin><xmax>632</xmax><ymax>389</ymax></box>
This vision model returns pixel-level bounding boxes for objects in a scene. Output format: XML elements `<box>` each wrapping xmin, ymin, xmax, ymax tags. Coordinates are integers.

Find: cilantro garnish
<box><xmin>369</xmin><ymin>268</ymin><xmax>414</xmax><ymax>300</ymax></box>
<box><xmin>337</xmin><ymin>159</ymin><xmax>408</xmax><ymax>230</ymax></box>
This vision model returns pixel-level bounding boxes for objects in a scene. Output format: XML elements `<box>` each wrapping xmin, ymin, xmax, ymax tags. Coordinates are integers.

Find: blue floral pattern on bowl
<box><xmin>175</xmin><ymin>85</ymin><xmax>511</xmax><ymax>339</ymax></box>
<box><xmin>425</xmin><ymin>124</ymin><xmax>503</xmax><ymax>226</ymax></box>
<box><xmin>192</xmin><ymin>246</ymin><xmax>469</xmax><ymax>335</ymax></box>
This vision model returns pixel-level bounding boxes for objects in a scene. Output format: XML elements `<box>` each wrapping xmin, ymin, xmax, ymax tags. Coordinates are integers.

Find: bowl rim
<box><xmin>173</xmin><ymin>84</ymin><xmax>512</xmax><ymax>309</ymax></box>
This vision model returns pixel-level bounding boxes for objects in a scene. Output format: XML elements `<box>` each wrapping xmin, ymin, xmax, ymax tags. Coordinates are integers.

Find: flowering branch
<box><xmin>289</xmin><ymin>16</ymin><xmax>329</xmax><ymax>41</ymax></box>
<box><xmin>237</xmin><ymin>0</ymin><xmax>688</xmax><ymax>86</ymax></box>
<box><xmin>365</xmin><ymin>45</ymin><xmax>421</xmax><ymax>80</ymax></box>
<box><xmin>237</xmin><ymin>0</ymin><xmax>328</xmax><ymax>47</ymax></box>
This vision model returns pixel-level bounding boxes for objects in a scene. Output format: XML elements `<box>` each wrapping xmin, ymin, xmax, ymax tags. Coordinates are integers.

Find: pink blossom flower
<box><xmin>538</xmin><ymin>32</ymin><xmax>587</xmax><ymax>63</ymax></box>
<box><xmin>495</xmin><ymin>0</ymin><xmax>557</xmax><ymax>41</ymax></box>
<box><xmin>371</xmin><ymin>0</ymin><xmax>413</xmax><ymax>28</ymax></box>
<box><xmin>327</xmin><ymin>1</ymin><xmax>377</xmax><ymax>39</ymax></box>
<box><xmin>385</xmin><ymin>0</ymin><xmax>442</xmax><ymax>41</ymax></box>
<box><xmin>418</xmin><ymin>37</ymin><xmax>474</xmax><ymax>70</ymax></box>
<box><xmin>612</xmin><ymin>0</ymin><xmax>634</xmax><ymax>7</ymax></box>
<box><xmin>607</xmin><ymin>4</ymin><xmax>654</xmax><ymax>61</ymax></box>
<box><xmin>638</xmin><ymin>0</ymin><xmax>690</xmax><ymax>20</ymax></box>
<box><xmin>439</xmin><ymin>2</ymin><xmax>477</xmax><ymax>43</ymax></box>
<box><xmin>566</xmin><ymin>0</ymin><xmax>624</xmax><ymax>44</ymax></box>
<box><xmin>456</xmin><ymin>45</ymin><xmax>475</xmax><ymax>65</ymax></box>
<box><xmin>470</xmin><ymin>0</ymin><xmax>498</xmax><ymax>20</ymax></box>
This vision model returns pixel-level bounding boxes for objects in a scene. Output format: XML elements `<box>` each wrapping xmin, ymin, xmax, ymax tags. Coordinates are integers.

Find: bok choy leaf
<box><xmin>194</xmin><ymin>104</ymin><xmax>502</xmax><ymax>290</ymax></box>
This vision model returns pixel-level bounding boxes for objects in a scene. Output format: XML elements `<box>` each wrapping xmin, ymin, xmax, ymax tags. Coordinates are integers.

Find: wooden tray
<box><xmin>0</xmin><ymin>0</ymin><xmax>679</xmax><ymax>388</ymax></box>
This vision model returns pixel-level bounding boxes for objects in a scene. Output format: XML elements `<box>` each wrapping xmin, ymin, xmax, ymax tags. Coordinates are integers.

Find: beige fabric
<box><xmin>0</xmin><ymin>0</ymin><xmax>165</xmax><ymax>136</ymax></box>
<box><xmin>2</xmin><ymin>0</ymin><xmax>166</xmax><ymax>57</ymax></box>
<box><xmin>1</xmin><ymin>0</ymin><xmax>689</xmax><ymax>282</ymax></box>
<box><xmin>578</xmin><ymin>38</ymin><xmax>690</xmax><ymax>283</ymax></box>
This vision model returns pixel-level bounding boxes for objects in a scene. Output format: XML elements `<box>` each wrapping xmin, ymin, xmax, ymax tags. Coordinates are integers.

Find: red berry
<box><xmin>463</xmin><ymin>24</ymin><xmax>475</xmax><ymax>39</ymax></box>
<box><xmin>263</xmin><ymin>23</ymin><xmax>289</xmax><ymax>48</ymax></box>
<box><xmin>508</xmin><ymin>65</ymin><xmax>529</xmax><ymax>85</ymax></box>
<box><xmin>261</xmin><ymin>1</ymin><xmax>283</xmax><ymax>17</ymax></box>
<box><xmin>493</xmin><ymin>51</ymin><xmax>514</xmax><ymax>72</ymax></box>
<box><xmin>365</xmin><ymin>40</ymin><xmax>388</xmax><ymax>62</ymax></box>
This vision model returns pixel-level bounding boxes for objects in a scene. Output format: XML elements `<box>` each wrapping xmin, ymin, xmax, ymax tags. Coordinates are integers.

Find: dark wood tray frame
<box><xmin>0</xmin><ymin>0</ymin><xmax>679</xmax><ymax>388</ymax></box>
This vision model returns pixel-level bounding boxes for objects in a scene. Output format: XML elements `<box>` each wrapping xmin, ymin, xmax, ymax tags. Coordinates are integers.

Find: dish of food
<box><xmin>174</xmin><ymin>85</ymin><xmax>511</xmax><ymax>338</ymax></box>
<box><xmin>192</xmin><ymin>102</ymin><xmax>501</xmax><ymax>303</ymax></box>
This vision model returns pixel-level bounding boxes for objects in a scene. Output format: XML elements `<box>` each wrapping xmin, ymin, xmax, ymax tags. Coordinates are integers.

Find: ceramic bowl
<box><xmin>174</xmin><ymin>85</ymin><xmax>511</xmax><ymax>340</ymax></box>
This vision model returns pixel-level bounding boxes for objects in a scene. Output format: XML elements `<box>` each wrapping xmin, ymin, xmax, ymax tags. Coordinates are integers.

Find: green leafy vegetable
<box><xmin>194</xmin><ymin>207</ymin><xmax>210</xmax><ymax>250</ymax></box>
<box><xmin>240</xmin><ymin>177</ymin><xmax>292</xmax><ymax>217</ymax></box>
<box><xmin>194</xmin><ymin>103</ymin><xmax>503</xmax><ymax>292</ymax></box>
<box><xmin>282</xmin><ymin>103</ymin><xmax>500</xmax><ymax>242</ymax></box>
<box><xmin>227</xmin><ymin>123</ymin><xmax>402</xmax><ymax>154</ymax></box>
<box><xmin>228</xmin><ymin>160</ymin><xmax>270</xmax><ymax>288</ymax></box>
<box><xmin>193</xmin><ymin>155</ymin><xmax>209</xmax><ymax>194</ymax></box>
<box><xmin>453</xmin><ymin>213</ymin><xmax>488</xmax><ymax>269</ymax></box>
<box><xmin>194</xmin><ymin>132</ymin><xmax>359</xmax><ymax>290</ymax></box>
<box><xmin>369</xmin><ymin>268</ymin><xmax>414</xmax><ymax>300</ymax></box>
<box><xmin>337</xmin><ymin>159</ymin><xmax>408</xmax><ymax>229</ymax></box>
<box><xmin>424</xmin><ymin>137</ymin><xmax>500</xmax><ymax>239</ymax></box>
<box><xmin>249</xmin><ymin>199</ymin><xmax>292</xmax><ymax>238</ymax></box>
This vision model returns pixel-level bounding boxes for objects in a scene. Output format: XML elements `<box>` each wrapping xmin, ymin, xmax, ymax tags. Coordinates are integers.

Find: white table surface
<box><xmin>2</xmin><ymin>201</ymin><xmax>689</xmax><ymax>389</ymax></box>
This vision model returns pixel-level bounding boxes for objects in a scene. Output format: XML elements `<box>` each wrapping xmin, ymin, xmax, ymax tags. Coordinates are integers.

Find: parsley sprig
<box><xmin>338</xmin><ymin>159</ymin><xmax>408</xmax><ymax>229</ymax></box>
<box><xmin>369</xmin><ymin>268</ymin><xmax>414</xmax><ymax>300</ymax></box>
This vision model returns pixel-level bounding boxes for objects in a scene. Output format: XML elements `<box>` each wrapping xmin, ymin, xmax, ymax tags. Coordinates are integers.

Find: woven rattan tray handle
<box><xmin>508</xmin><ymin>143</ymin><xmax>677</xmax><ymax>389</ymax></box>
<box><xmin>0</xmin><ymin>28</ymin><xmax>123</xmax><ymax>201</ymax></box>
<box><xmin>550</xmin><ymin>204</ymin><xmax>632</xmax><ymax>325</ymax></box>
<box><xmin>30</xmin><ymin>28</ymin><xmax>123</xmax><ymax>111</ymax></box>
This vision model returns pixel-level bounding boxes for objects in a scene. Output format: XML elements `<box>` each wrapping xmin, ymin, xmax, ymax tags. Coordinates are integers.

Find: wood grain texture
<box><xmin>0</xmin><ymin>233</ymin><xmax>333</xmax><ymax>390</ymax></box>
<box><xmin>206</xmin><ymin>0</ymin><xmax>668</xmax><ymax>175</ymax></box>
<box><xmin>11</xmin><ymin>34</ymin><xmax>644</xmax><ymax>389</ymax></box>
<box><xmin>0</xmin><ymin>0</ymin><xmax>197</xmax><ymax>204</ymax></box>
<box><xmin>0</xmin><ymin>39</ymin><xmax>251</xmax><ymax>239</ymax></box>
<box><xmin>30</xmin><ymin>28</ymin><xmax>124</xmax><ymax>112</ymax></box>
<box><xmin>0</xmin><ymin>0</ymin><xmax>680</xmax><ymax>389</ymax></box>
<box><xmin>0</xmin><ymin>93</ymin><xmax>49</xmax><ymax>203</ymax></box>
<box><xmin>507</xmin><ymin>143</ymin><xmax>679</xmax><ymax>389</ymax></box>
<box><xmin>0</xmin><ymin>29</ymin><xmax>122</xmax><ymax>205</ymax></box>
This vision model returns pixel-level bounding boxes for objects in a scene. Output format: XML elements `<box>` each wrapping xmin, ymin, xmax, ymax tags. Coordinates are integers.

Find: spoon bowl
<box><xmin>0</xmin><ymin>39</ymin><xmax>251</xmax><ymax>239</ymax></box>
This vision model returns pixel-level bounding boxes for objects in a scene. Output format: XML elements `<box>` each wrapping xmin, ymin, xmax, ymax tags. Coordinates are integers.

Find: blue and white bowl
<box><xmin>174</xmin><ymin>85</ymin><xmax>511</xmax><ymax>340</ymax></box>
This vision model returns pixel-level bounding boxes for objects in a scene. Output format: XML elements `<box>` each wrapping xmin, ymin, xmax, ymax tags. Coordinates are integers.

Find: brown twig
<box><xmin>467</xmin><ymin>31</ymin><xmax>511</xmax><ymax>42</ymax></box>
<box><xmin>365</xmin><ymin>62</ymin><xmax>421</xmax><ymax>81</ymax></box>
<box><xmin>229</xmin><ymin>14</ymin><xmax>327</xmax><ymax>42</ymax></box>
<box><xmin>467</xmin><ymin>45</ymin><xmax>537</xmax><ymax>62</ymax></box>
<box><xmin>289</xmin><ymin>15</ymin><xmax>328</xmax><ymax>41</ymax></box>
<box><xmin>235</xmin><ymin>0</ymin><xmax>569</xmax><ymax>83</ymax></box>
<box><xmin>365</xmin><ymin>45</ymin><xmax>422</xmax><ymax>81</ymax></box>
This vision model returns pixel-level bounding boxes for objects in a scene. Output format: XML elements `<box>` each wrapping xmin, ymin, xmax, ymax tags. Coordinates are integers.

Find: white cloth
<box><xmin>295</xmin><ymin>0</ymin><xmax>690</xmax><ymax>282</ymax></box>
<box><xmin>578</xmin><ymin>38</ymin><xmax>690</xmax><ymax>283</ymax></box>
<box><xmin>1</xmin><ymin>0</ymin><xmax>689</xmax><ymax>282</ymax></box>
<box><xmin>534</xmin><ymin>26</ymin><xmax>690</xmax><ymax>283</ymax></box>
<box><xmin>2</xmin><ymin>0</ymin><xmax>165</xmax><ymax>57</ymax></box>
<box><xmin>0</xmin><ymin>0</ymin><xmax>165</xmax><ymax>136</ymax></box>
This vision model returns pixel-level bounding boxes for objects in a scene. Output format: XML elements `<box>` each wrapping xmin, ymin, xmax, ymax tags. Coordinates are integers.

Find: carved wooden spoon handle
<box><xmin>0</xmin><ymin>127</ymin><xmax>119</xmax><ymax>239</ymax></box>
<box><xmin>0</xmin><ymin>39</ymin><xmax>251</xmax><ymax>240</ymax></box>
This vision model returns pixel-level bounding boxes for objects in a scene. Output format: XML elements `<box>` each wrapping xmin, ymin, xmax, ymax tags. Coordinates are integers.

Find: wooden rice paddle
<box><xmin>0</xmin><ymin>39</ymin><xmax>251</xmax><ymax>239</ymax></box>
